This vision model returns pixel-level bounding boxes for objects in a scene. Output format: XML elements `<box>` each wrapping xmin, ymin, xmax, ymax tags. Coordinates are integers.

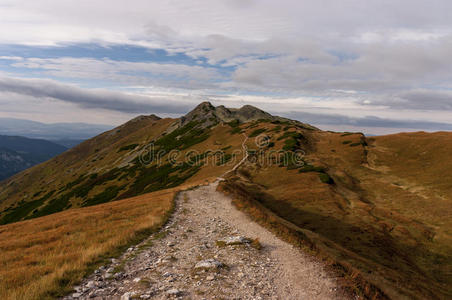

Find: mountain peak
<box><xmin>178</xmin><ymin>101</ymin><xmax>316</xmax><ymax>130</ymax></box>
<box><xmin>181</xmin><ymin>101</ymin><xmax>274</xmax><ymax>126</ymax></box>
<box><xmin>195</xmin><ymin>101</ymin><xmax>215</xmax><ymax>110</ymax></box>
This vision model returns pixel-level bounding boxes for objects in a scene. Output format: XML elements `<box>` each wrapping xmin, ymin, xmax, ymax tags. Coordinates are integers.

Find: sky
<box><xmin>1</xmin><ymin>0</ymin><xmax>452</xmax><ymax>134</ymax></box>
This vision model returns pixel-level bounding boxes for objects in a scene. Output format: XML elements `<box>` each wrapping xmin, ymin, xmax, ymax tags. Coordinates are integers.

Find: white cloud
<box><xmin>0</xmin><ymin>76</ymin><xmax>195</xmax><ymax>114</ymax></box>
<box><xmin>11</xmin><ymin>57</ymin><xmax>224</xmax><ymax>89</ymax></box>
<box><xmin>0</xmin><ymin>56</ymin><xmax>23</xmax><ymax>61</ymax></box>
<box><xmin>1</xmin><ymin>0</ymin><xmax>452</xmax><ymax>132</ymax></box>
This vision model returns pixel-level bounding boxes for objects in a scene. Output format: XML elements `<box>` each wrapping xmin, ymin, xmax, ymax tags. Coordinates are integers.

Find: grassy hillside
<box><xmin>0</xmin><ymin>187</ymin><xmax>179</xmax><ymax>300</ymax></box>
<box><xmin>219</xmin><ymin>127</ymin><xmax>452</xmax><ymax>299</ymax></box>
<box><xmin>1</xmin><ymin>103</ymin><xmax>451</xmax><ymax>299</ymax></box>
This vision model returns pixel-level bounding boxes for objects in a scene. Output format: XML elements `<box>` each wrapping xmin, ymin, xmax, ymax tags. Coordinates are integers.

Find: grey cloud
<box><xmin>357</xmin><ymin>89</ymin><xmax>452</xmax><ymax>110</ymax></box>
<box><xmin>282</xmin><ymin>110</ymin><xmax>452</xmax><ymax>132</ymax></box>
<box><xmin>396</xmin><ymin>90</ymin><xmax>452</xmax><ymax>110</ymax></box>
<box><xmin>0</xmin><ymin>77</ymin><xmax>192</xmax><ymax>114</ymax></box>
<box><xmin>11</xmin><ymin>57</ymin><xmax>224</xmax><ymax>90</ymax></box>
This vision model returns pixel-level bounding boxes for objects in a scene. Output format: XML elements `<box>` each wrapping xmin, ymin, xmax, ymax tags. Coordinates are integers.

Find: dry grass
<box><xmin>218</xmin><ymin>128</ymin><xmax>452</xmax><ymax>299</ymax></box>
<box><xmin>250</xmin><ymin>238</ymin><xmax>262</xmax><ymax>250</ymax></box>
<box><xmin>0</xmin><ymin>187</ymin><xmax>180</xmax><ymax>300</ymax></box>
<box><xmin>218</xmin><ymin>177</ymin><xmax>385</xmax><ymax>300</ymax></box>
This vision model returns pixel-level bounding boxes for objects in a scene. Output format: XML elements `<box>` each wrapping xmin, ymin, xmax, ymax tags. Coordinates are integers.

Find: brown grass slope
<box><xmin>0</xmin><ymin>187</ymin><xmax>177</xmax><ymax>300</ymax></box>
<box><xmin>1</xmin><ymin>103</ymin><xmax>451</xmax><ymax>299</ymax></box>
<box><xmin>219</xmin><ymin>127</ymin><xmax>452</xmax><ymax>299</ymax></box>
<box><xmin>0</xmin><ymin>115</ymin><xmax>173</xmax><ymax>217</ymax></box>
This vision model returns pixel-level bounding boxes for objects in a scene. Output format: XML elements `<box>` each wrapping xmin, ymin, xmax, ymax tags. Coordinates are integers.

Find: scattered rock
<box><xmin>64</xmin><ymin>182</ymin><xmax>340</xmax><ymax>300</ymax></box>
<box><xmin>120</xmin><ymin>292</ymin><xmax>131</xmax><ymax>300</ymax></box>
<box><xmin>166</xmin><ymin>288</ymin><xmax>182</xmax><ymax>296</ymax></box>
<box><xmin>206</xmin><ymin>275</ymin><xmax>215</xmax><ymax>281</ymax></box>
<box><xmin>194</xmin><ymin>259</ymin><xmax>224</xmax><ymax>270</ymax></box>
<box><xmin>218</xmin><ymin>236</ymin><xmax>250</xmax><ymax>246</ymax></box>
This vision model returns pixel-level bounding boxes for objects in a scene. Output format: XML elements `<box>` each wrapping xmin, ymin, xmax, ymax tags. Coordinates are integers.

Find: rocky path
<box><xmin>65</xmin><ymin>181</ymin><xmax>346</xmax><ymax>300</ymax></box>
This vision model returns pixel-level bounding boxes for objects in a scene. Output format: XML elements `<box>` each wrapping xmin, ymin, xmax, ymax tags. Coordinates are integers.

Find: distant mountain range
<box><xmin>0</xmin><ymin>118</ymin><xmax>112</xmax><ymax>141</ymax></box>
<box><xmin>0</xmin><ymin>135</ymin><xmax>67</xmax><ymax>181</ymax></box>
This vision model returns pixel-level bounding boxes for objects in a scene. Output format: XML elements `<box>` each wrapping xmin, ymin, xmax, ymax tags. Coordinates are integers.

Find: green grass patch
<box><xmin>0</xmin><ymin>190</ymin><xmax>55</xmax><ymax>224</ymax></box>
<box><xmin>227</xmin><ymin>119</ymin><xmax>240</xmax><ymax>128</ymax></box>
<box><xmin>216</xmin><ymin>153</ymin><xmax>233</xmax><ymax>166</ymax></box>
<box><xmin>341</xmin><ymin>132</ymin><xmax>354</xmax><ymax>136</ymax></box>
<box><xmin>318</xmin><ymin>173</ymin><xmax>334</xmax><ymax>184</ymax></box>
<box><xmin>249</xmin><ymin>128</ymin><xmax>267</xmax><ymax>137</ymax></box>
<box><xmin>117</xmin><ymin>143</ymin><xmax>139</xmax><ymax>152</ymax></box>
<box><xmin>230</xmin><ymin>127</ymin><xmax>242</xmax><ymax>134</ymax></box>
<box><xmin>82</xmin><ymin>185</ymin><xmax>126</xmax><ymax>207</ymax></box>
<box><xmin>298</xmin><ymin>165</ymin><xmax>327</xmax><ymax>173</ymax></box>
<box><xmin>155</xmin><ymin>121</ymin><xmax>210</xmax><ymax>152</ymax></box>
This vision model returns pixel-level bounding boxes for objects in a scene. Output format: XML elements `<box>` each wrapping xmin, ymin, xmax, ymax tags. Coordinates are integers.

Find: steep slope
<box><xmin>0</xmin><ymin>135</ymin><xmax>67</xmax><ymax>181</ymax></box>
<box><xmin>219</xmin><ymin>128</ymin><xmax>452</xmax><ymax>299</ymax></box>
<box><xmin>0</xmin><ymin>103</ymin><xmax>300</xmax><ymax>224</ymax></box>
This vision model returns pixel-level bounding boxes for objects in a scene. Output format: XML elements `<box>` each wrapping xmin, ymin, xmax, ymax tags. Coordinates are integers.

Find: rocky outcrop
<box><xmin>177</xmin><ymin>101</ymin><xmax>317</xmax><ymax>130</ymax></box>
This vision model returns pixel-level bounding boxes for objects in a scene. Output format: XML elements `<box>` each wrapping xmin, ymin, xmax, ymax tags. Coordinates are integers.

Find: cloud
<box><xmin>0</xmin><ymin>76</ymin><xmax>194</xmax><ymax>114</ymax></box>
<box><xmin>10</xmin><ymin>57</ymin><xmax>225</xmax><ymax>90</ymax></box>
<box><xmin>283</xmin><ymin>111</ymin><xmax>452</xmax><ymax>132</ymax></box>
<box><xmin>394</xmin><ymin>90</ymin><xmax>452</xmax><ymax>110</ymax></box>
<box><xmin>0</xmin><ymin>56</ymin><xmax>23</xmax><ymax>61</ymax></box>
<box><xmin>1</xmin><ymin>1</ymin><xmax>452</xmax><ymax>131</ymax></box>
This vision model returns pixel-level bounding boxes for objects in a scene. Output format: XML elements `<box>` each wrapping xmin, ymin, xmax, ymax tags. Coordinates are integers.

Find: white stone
<box><xmin>218</xmin><ymin>236</ymin><xmax>250</xmax><ymax>245</ymax></box>
<box><xmin>166</xmin><ymin>288</ymin><xmax>182</xmax><ymax>296</ymax></box>
<box><xmin>206</xmin><ymin>275</ymin><xmax>215</xmax><ymax>281</ymax></box>
<box><xmin>194</xmin><ymin>259</ymin><xmax>223</xmax><ymax>270</ymax></box>
<box><xmin>120</xmin><ymin>292</ymin><xmax>131</xmax><ymax>300</ymax></box>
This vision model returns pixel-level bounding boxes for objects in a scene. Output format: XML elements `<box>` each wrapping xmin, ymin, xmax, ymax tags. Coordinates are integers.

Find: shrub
<box><xmin>117</xmin><ymin>143</ymin><xmax>139</xmax><ymax>152</ymax></box>
<box><xmin>298</xmin><ymin>165</ymin><xmax>326</xmax><ymax>173</ymax></box>
<box><xmin>230</xmin><ymin>127</ymin><xmax>242</xmax><ymax>134</ymax></box>
<box><xmin>82</xmin><ymin>185</ymin><xmax>126</xmax><ymax>207</ymax></box>
<box><xmin>216</xmin><ymin>153</ymin><xmax>233</xmax><ymax>166</ymax></box>
<box><xmin>155</xmin><ymin>121</ymin><xmax>210</xmax><ymax>152</ymax></box>
<box><xmin>249</xmin><ymin>128</ymin><xmax>266</xmax><ymax>137</ymax></box>
<box><xmin>0</xmin><ymin>190</ymin><xmax>55</xmax><ymax>224</ymax></box>
<box><xmin>227</xmin><ymin>120</ymin><xmax>240</xmax><ymax>128</ymax></box>
<box><xmin>318</xmin><ymin>173</ymin><xmax>334</xmax><ymax>184</ymax></box>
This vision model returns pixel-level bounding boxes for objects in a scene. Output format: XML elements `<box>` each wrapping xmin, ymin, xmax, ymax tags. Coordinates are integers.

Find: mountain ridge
<box><xmin>178</xmin><ymin>101</ymin><xmax>318</xmax><ymax>130</ymax></box>
<box><xmin>0</xmin><ymin>102</ymin><xmax>451</xmax><ymax>300</ymax></box>
<box><xmin>0</xmin><ymin>135</ymin><xmax>67</xmax><ymax>181</ymax></box>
